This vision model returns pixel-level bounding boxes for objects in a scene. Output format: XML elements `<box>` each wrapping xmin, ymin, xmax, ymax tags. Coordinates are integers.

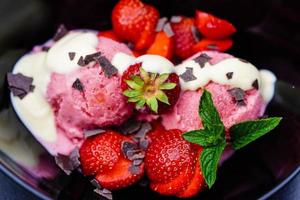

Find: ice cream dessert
<box><xmin>7</xmin><ymin>0</ymin><xmax>282</xmax><ymax>199</ymax></box>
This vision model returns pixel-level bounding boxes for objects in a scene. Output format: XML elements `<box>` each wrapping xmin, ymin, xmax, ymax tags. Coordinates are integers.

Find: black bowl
<box><xmin>0</xmin><ymin>0</ymin><xmax>299</xmax><ymax>199</ymax></box>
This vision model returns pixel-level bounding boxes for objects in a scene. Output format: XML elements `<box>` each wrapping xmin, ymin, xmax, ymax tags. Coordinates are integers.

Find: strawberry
<box><xmin>97</xmin><ymin>30</ymin><xmax>121</xmax><ymax>42</ymax></box>
<box><xmin>171</xmin><ymin>17</ymin><xmax>197</xmax><ymax>59</ymax></box>
<box><xmin>121</xmin><ymin>64</ymin><xmax>180</xmax><ymax>114</ymax></box>
<box><xmin>146</xmin><ymin>31</ymin><xmax>174</xmax><ymax>60</ymax></box>
<box><xmin>79</xmin><ymin>130</ymin><xmax>144</xmax><ymax>190</ymax></box>
<box><xmin>112</xmin><ymin>0</ymin><xmax>159</xmax><ymax>51</ymax></box>
<box><xmin>195</xmin><ymin>10</ymin><xmax>236</xmax><ymax>39</ymax></box>
<box><xmin>193</xmin><ymin>38</ymin><xmax>233</xmax><ymax>52</ymax></box>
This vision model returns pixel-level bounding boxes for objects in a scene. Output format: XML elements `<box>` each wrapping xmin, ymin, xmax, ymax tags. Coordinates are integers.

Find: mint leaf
<box><xmin>183</xmin><ymin>130</ymin><xmax>223</xmax><ymax>147</ymax></box>
<box><xmin>200</xmin><ymin>140</ymin><xmax>226</xmax><ymax>188</ymax></box>
<box><xmin>230</xmin><ymin>117</ymin><xmax>282</xmax><ymax>150</ymax></box>
<box><xmin>199</xmin><ymin>90</ymin><xmax>224</xmax><ymax>131</ymax></box>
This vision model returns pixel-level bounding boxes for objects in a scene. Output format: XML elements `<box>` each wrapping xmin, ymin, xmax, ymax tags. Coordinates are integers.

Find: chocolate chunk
<box><xmin>128</xmin><ymin>165</ymin><xmax>142</xmax><ymax>175</ymax></box>
<box><xmin>7</xmin><ymin>73</ymin><xmax>35</xmax><ymax>99</ymax></box>
<box><xmin>238</xmin><ymin>58</ymin><xmax>249</xmax><ymax>63</ymax></box>
<box><xmin>133</xmin><ymin>159</ymin><xmax>143</xmax><ymax>166</ymax></box>
<box><xmin>72</xmin><ymin>78</ymin><xmax>84</xmax><ymax>91</ymax></box>
<box><xmin>252</xmin><ymin>79</ymin><xmax>259</xmax><ymax>89</ymax></box>
<box><xmin>84</xmin><ymin>129</ymin><xmax>105</xmax><ymax>138</ymax></box>
<box><xmin>122</xmin><ymin>141</ymin><xmax>138</xmax><ymax>156</ymax></box>
<box><xmin>226</xmin><ymin>72</ymin><xmax>233</xmax><ymax>80</ymax></box>
<box><xmin>155</xmin><ymin>17</ymin><xmax>168</xmax><ymax>32</ymax></box>
<box><xmin>134</xmin><ymin>122</ymin><xmax>152</xmax><ymax>140</ymax></box>
<box><xmin>94</xmin><ymin>188</ymin><xmax>113</xmax><ymax>200</ymax></box>
<box><xmin>179</xmin><ymin>67</ymin><xmax>197</xmax><ymax>82</ymax></box>
<box><xmin>191</xmin><ymin>25</ymin><xmax>201</xmax><ymax>42</ymax></box>
<box><xmin>206</xmin><ymin>44</ymin><xmax>218</xmax><ymax>50</ymax></box>
<box><xmin>118</xmin><ymin>118</ymin><xmax>142</xmax><ymax>135</ymax></box>
<box><xmin>170</xmin><ymin>16</ymin><xmax>182</xmax><ymax>23</ymax></box>
<box><xmin>193</xmin><ymin>53</ymin><xmax>212</xmax><ymax>68</ymax></box>
<box><xmin>84</xmin><ymin>52</ymin><xmax>102</xmax><ymax>65</ymax></box>
<box><xmin>163</xmin><ymin>23</ymin><xmax>174</xmax><ymax>37</ymax></box>
<box><xmin>139</xmin><ymin>138</ymin><xmax>149</xmax><ymax>150</ymax></box>
<box><xmin>55</xmin><ymin>147</ymin><xmax>80</xmax><ymax>175</ymax></box>
<box><xmin>128</xmin><ymin>151</ymin><xmax>145</xmax><ymax>161</ymax></box>
<box><xmin>95</xmin><ymin>56</ymin><xmax>118</xmax><ymax>78</ymax></box>
<box><xmin>53</xmin><ymin>24</ymin><xmax>68</xmax><ymax>41</ymax></box>
<box><xmin>68</xmin><ymin>52</ymin><xmax>76</xmax><ymax>61</ymax></box>
<box><xmin>227</xmin><ymin>88</ymin><xmax>246</xmax><ymax>106</ymax></box>
<box><xmin>77</xmin><ymin>56</ymin><xmax>86</xmax><ymax>66</ymax></box>
<box><xmin>91</xmin><ymin>179</ymin><xmax>102</xmax><ymax>189</ymax></box>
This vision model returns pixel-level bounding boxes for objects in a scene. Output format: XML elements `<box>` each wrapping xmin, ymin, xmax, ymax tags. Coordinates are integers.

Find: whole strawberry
<box><xmin>145</xmin><ymin>129</ymin><xmax>205</xmax><ymax>197</ymax></box>
<box><xmin>121</xmin><ymin>62</ymin><xmax>180</xmax><ymax>114</ymax></box>
<box><xmin>79</xmin><ymin>130</ymin><xmax>144</xmax><ymax>190</ymax></box>
<box><xmin>112</xmin><ymin>0</ymin><xmax>159</xmax><ymax>51</ymax></box>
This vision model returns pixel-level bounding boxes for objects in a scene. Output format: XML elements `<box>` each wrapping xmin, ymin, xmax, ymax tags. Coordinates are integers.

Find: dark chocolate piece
<box><xmin>122</xmin><ymin>141</ymin><xmax>138</xmax><ymax>157</ymax></box>
<box><xmin>77</xmin><ymin>56</ymin><xmax>86</xmax><ymax>66</ymax></box>
<box><xmin>252</xmin><ymin>79</ymin><xmax>259</xmax><ymax>89</ymax></box>
<box><xmin>95</xmin><ymin>56</ymin><xmax>118</xmax><ymax>78</ymax></box>
<box><xmin>191</xmin><ymin>25</ymin><xmax>201</xmax><ymax>42</ymax></box>
<box><xmin>68</xmin><ymin>52</ymin><xmax>76</xmax><ymax>61</ymax></box>
<box><xmin>84</xmin><ymin>129</ymin><xmax>105</xmax><ymax>138</ymax></box>
<box><xmin>179</xmin><ymin>67</ymin><xmax>197</xmax><ymax>82</ymax></box>
<box><xmin>84</xmin><ymin>52</ymin><xmax>102</xmax><ymax>65</ymax></box>
<box><xmin>193</xmin><ymin>53</ymin><xmax>212</xmax><ymax>68</ymax></box>
<box><xmin>128</xmin><ymin>165</ymin><xmax>142</xmax><ymax>175</ymax></box>
<box><xmin>128</xmin><ymin>151</ymin><xmax>145</xmax><ymax>161</ymax></box>
<box><xmin>72</xmin><ymin>78</ymin><xmax>84</xmax><ymax>91</ymax></box>
<box><xmin>7</xmin><ymin>73</ymin><xmax>35</xmax><ymax>99</ymax></box>
<box><xmin>170</xmin><ymin>16</ymin><xmax>182</xmax><ymax>23</ymax></box>
<box><xmin>155</xmin><ymin>17</ymin><xmax>168</xmax><ymax>32</ymax></box>
<box><xmin>163</xmin><ymin>22</ymin><xmax>174</xmax><ymax>37</ymax></box>
<box><xmin>226</xmin><ymin>72</ymin><xmax>233</xmax><ymax>80</ymax></box>
<box><xmin>133</xmin><ymin>159</ymin><xmax>143</xmax><ymax>166</ymax></box>
<box><xmin>118</xmin><ymin>118</ymin><xmax>142</xmax><ymax>135</ymax></box>
<box><xmin>94</xmin><ymin>188</ymin><xmax>113</xmax><ymax>200</ymax></box>
<box><xmin>55</xmin><ymin>147</ymin><xmax>80</xmax><ymax>175</ymax></box>
<box><xmin>238</xmin><ymin>58</ymin><xmax>249</xmax><ymax>63</ymax></box>
<box><xmin>139</xmin><ymin>138</ymin><xmax>149</xmax><ymax>150</ymax></box>
<box><xmin>227</xmin><ymin>88</ymin><xmax>246</xmax><ymax>106</ymax></box>
<box><xmin>134</xmin><ymin>122</ymin><xmax>152</xmax><ymax>140</ymax></box>
<box><xmin>53</xmin><ymin>24</ymin><xmax>68</xmax><ymax>42</ymax></box>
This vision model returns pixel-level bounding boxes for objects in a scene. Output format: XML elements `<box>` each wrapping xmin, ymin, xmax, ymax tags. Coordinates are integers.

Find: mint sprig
<box><xmin>183</xmin><ymin>89</ymin><xmax>282</xmax><ymax>189</ymax></box>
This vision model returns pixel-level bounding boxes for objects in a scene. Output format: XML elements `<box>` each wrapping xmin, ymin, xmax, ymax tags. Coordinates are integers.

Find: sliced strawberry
<box><xmin>146</xmin><ymin>31</ymin><xmax>174</xmax><ymax>59</ymax></box>
<box><xmin>171</xmin><ymin>17</ymin><xmax>197</xmax><ymax>59</ymax></box>
<box><xmin>97</xmin><ymin>30</ymin><xmax>121</xmax><ymax>42</ymax></box>
<box><xmin>79</xmin><ymin>130</ymin><xmax>126</xmax><ymax>176</ymax></box>
<box><xmin>112</xmin><ymin>0</ymin><xmax>159</xmax><ymax>51</ymax></box>
<box><xmin>195</xmin><ymin>10</ymin><xmax>236</xmax><ymax>39</ymax></box>
<box><xmin>193</xmin><ymin>38</ymin><xmax>233</xmax><ymax>53</ymax></box>
<box><xmin>96</xmin><ymin>157</ymin><xmax>144</xmax><ymax>190</ymax></box>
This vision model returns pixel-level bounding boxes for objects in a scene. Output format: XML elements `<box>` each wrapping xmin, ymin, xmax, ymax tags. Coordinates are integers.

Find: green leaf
<box><xmin>159</xmin><ymin>83</ymin><xmax>176</xmax><ymax>90</ymax></box>
<box><xmin>200</xmin><ymin>140</ymin><xmax>226</xmax><ymax>188</ymax></box>
<box><xmin>146</xmin><ymin>96</ymin><xmax>158</xmax><ymax>113</ymax></box>
<box><xmin>126</xmin><ymin>80</ymin><xmax>142</xmax><ymax>90</ymax></box>
<box><xmin>140</xmin><ymin>67</ymin><xmax>150</xmax><ymax>82</ymax></box>
<box><xmin>155</xmin><ymin>73</ymin><xmax>169</xmax><ymax>86</ymax></box>
<box><xmin>199</xmin><ymin>90</ymin><xmax>224</xmax><ymax>130</ymax></box>
<box><xmin>128</xmin><ymin>96</ymin><xmax>141</xmax><ymax>103</ymax></box>
<box><xmin>156</xmin><ymin>91</ymin><xmax>169</xmax><ymax>105</ymax></box>
<box><xmin>136</xmin><ymin>99</ymin><xmax>146</xmax><ymax>109</ymax></box>
<box><xmin>230</xmin><ymin>117</ymin><xmax>282</xmax><ymax>150</ymax></box>
<box><xmin>123</xmin><ymin>90</ymin><xmax>142</xmax><ymax>98</ymax></box>
<box><xmin>131</xmin><ymin>75</ymin><xmax>144</xmax><ymax>86</ymax></box>
<box><xmin>183</xmin><ymin>130</ymin><xmax>223</xmax><ymax>147</ymax></box>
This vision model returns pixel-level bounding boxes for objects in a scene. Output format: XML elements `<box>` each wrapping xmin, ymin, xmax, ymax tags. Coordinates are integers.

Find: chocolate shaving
<box><xmin>139</xmin><ymin>138</ymin><xmax>149</xmax><ymax>150</ymax></box>
<box><xmin>84</xmin><ymin>52</ymin><xmax>102</xmax><ymax>65</ymax></box>
<box><xmin>133</xmin><ymin>159</ymin><xmax>143</xmax><ymax>166</ymax></box>
<box><xmin>193</xmin><ymin>53</ymin><xmax>212</xmax><ymax>68</ymax></box>
<box><xmin>68</xmin><ymin>52</ymin><xmax>76</xmax><ymax>61</ymax></box>
<box><xmin>77</xmin><ymin>56</ymin><xmax>86</xmax><ymax>66</ymax></box>
<box><xmin>179</xmin><ymin>67</ymin><xmax>197</xmax><ymax>82</ymax></box>
<box><xmin>128</xmin><ymin>165</ymin><xmax>142</xmax><ymax>175</ymax></box>
<box><xmin>155</xmin><ymin>17</ymin><xmax>168</xmax><ymax>32</ymax></box>
<box><xmin>207</xmin><ymin>44</ymin><xmax>218</xmax><ymax>50</ymax></box>
<box><xmin>117</xmin><ymin>118</ymin><xmax>142</xmax><ymax>135</ymax></box>
<box><xmin>122</xmin><ymin>141</ymin><xmax>138</xmax><ymax>156</ymax></box>
<box><xmin>91</xmin><ymin>179</ymin><xmax>102</xmax><ymax>189</ymax></box>
<box><xmin>84</xmin><ymin>129</ymin><xmax>105</xmax><ymax>138</ymax></box>
<box><xmin>238</xmin><ymin>58</ymin><xmax>249</xmax><ymax>63</ymax></box>
<box><xmin>227</xmin><ymin>88</ymin><xmax>246</xmax><ymax>106</ymax></box>
<box><xmin>134</xmin><ymin>122</ymin><xmax>152</xmax><ymax>140</ymax></box>
<box><xmin>128</xmin><ymin>151</ymin><xmax>145</xmax><ymax>161</ymax></box>
<box><xmin>252</xmin><ymin>79</ymin><xmax>259</xmax><ymax>89</ymax></box>
<box><xmin>91</xmin><ymin>179</ymin><xmax>113</xmax><ymax>200</ymax></box>
<box><xmin>163</xmin><ymin>23</ymin><xmax>174</xmax><ymax>37</ymax></box>
<box><xmin>170</xmin><ymin>16</ymin><xmax>182</xmax><ymax>23</ymax></box>
<box><xmin>7</xmin><ymin>73</ymin><xmax>35</xmax><ymax>99</ymax></box>
<box><xmin>226</xmin><ymin>72</ymin><xmax>233</xmax><ymax>80</ymax></box>
<box><xmin>191</xmin><ymin>25</ymin><xmax>201</xmax><ymax>42</ymax></box>
<box><xmin>95</xmin><ymin>56</ymin><xmax>118</xmax><ymax>78</ymax></box>
<box><xmin>72</xmin><ymin>78</ymin><xmax>84</xmax><ymax>91</ymax></box>
<box><xmin>53</xmin><ymin>24</ymin><xmax>68</xmax><ymax>42</ymax></box>
<box><xmin>55</xmin><ymin>147</ymin><xmax>80</xmax><ymax>175</ymax></box>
